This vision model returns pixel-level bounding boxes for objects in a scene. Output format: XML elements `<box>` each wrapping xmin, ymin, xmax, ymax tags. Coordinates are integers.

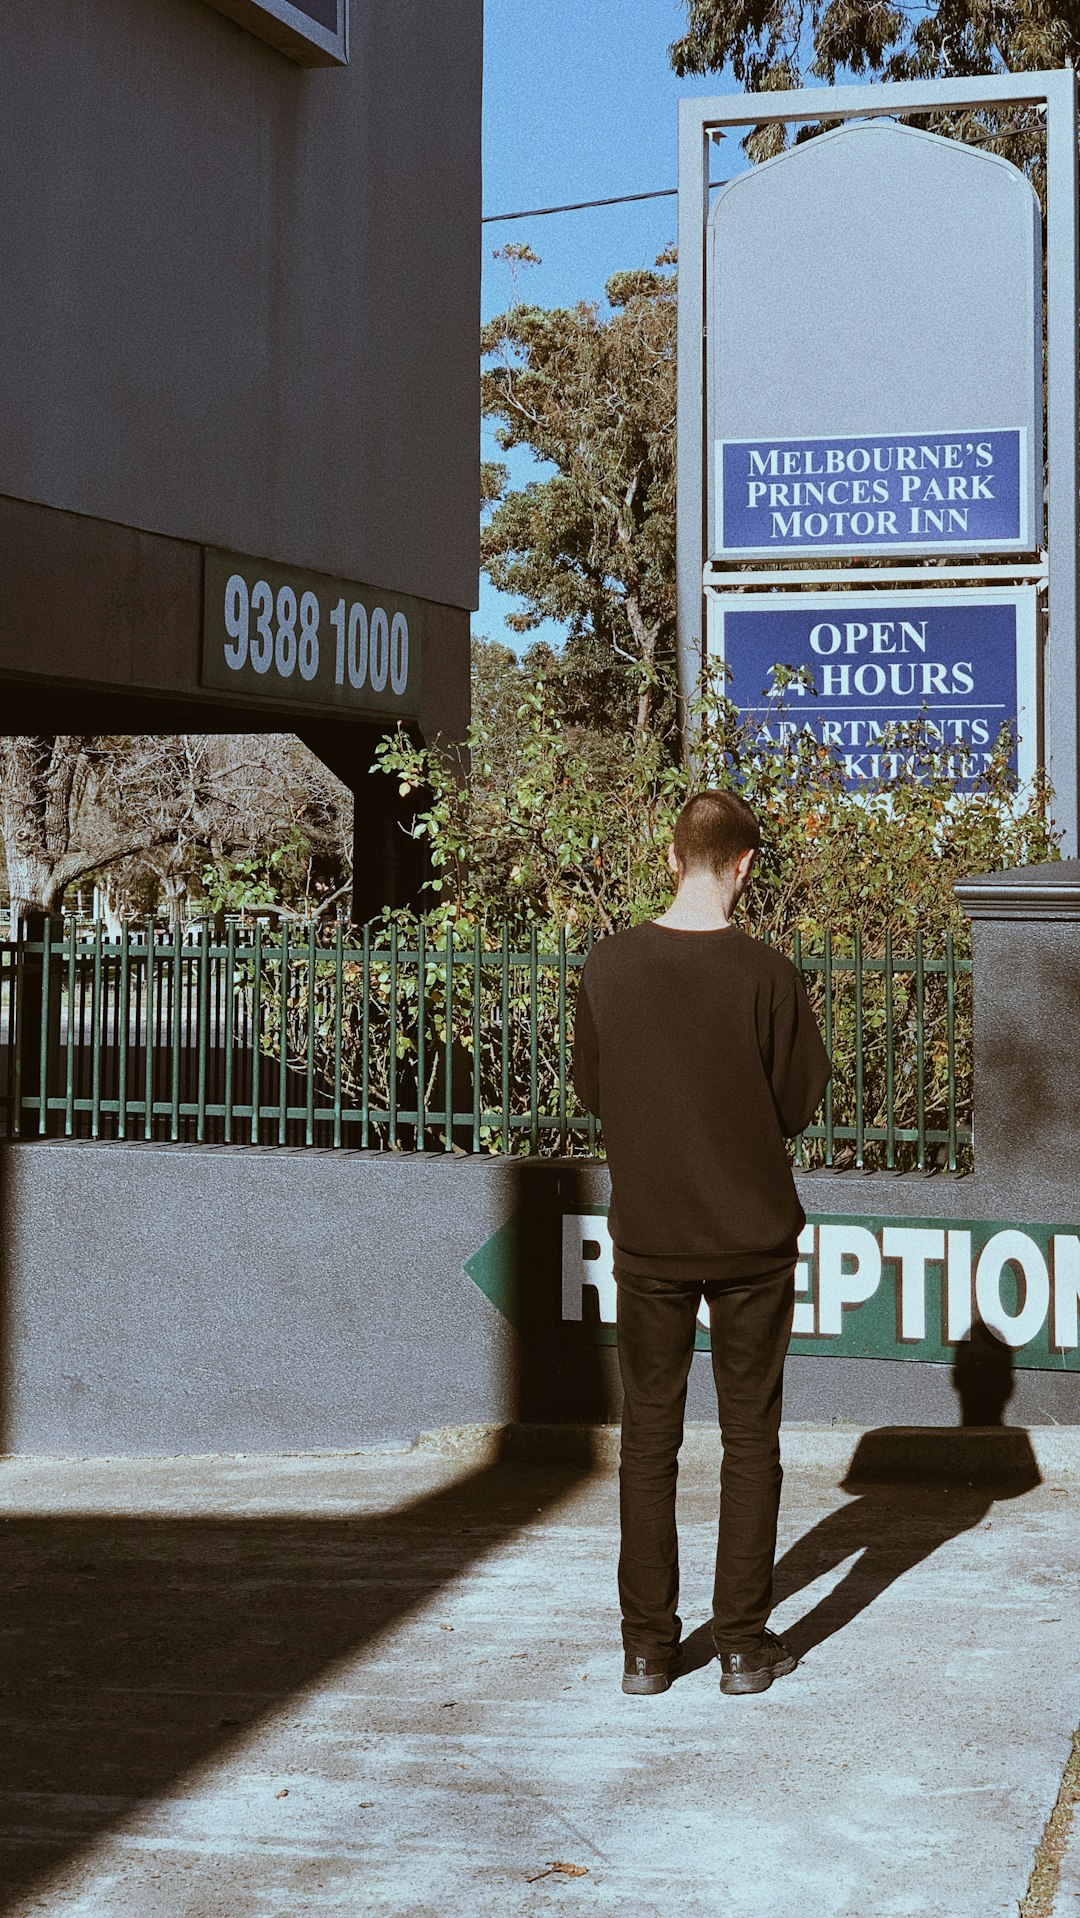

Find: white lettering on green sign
<box><xmin>561</xmin><ymin>1213</ymin><xmax>1080</xmax><ymax>1370</ymax></box>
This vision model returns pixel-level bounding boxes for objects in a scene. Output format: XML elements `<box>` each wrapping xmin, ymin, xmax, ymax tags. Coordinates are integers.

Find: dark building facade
<box><xmin>0</xmin><ymin>0</ymin><xmax>482</xmax><ymax>917</ymax></box>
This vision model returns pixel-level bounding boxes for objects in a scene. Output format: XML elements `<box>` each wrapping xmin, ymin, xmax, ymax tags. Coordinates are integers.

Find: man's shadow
<box><xmin>675</xmin><ymin>1331</ymin><xmax>1040</xmax><ymax>1678</ymax></box>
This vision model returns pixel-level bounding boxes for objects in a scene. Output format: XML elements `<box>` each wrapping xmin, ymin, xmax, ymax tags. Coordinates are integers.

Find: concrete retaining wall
<box><xmin>3</xmin><ymin>1143</ymin><xmax>1079</xmax><ymax>1456</ymax></box>
<box><xmin>3</xmin><ymin>861</ymin><xmax>1079</xmax><ymax>1456</ymax></box>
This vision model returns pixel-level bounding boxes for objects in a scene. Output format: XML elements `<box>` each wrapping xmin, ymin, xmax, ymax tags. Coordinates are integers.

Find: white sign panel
<box><xmin>707</xmin><ymin>120</ymin><xmax>1042</xmax><ymax>560</ymax></box>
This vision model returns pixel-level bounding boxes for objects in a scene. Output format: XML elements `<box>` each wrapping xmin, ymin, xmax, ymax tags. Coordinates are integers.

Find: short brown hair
<box><xmin>672</xmin><ymin>790</ymin><xmax>760</xmax><ymax>881</ymax></box>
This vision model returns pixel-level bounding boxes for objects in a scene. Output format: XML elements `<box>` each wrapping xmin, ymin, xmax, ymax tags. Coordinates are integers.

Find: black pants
<box><xmin>615</xmin><ymin>1260</ymin><xmax>796</xmax><ymax>1659</ymax></box>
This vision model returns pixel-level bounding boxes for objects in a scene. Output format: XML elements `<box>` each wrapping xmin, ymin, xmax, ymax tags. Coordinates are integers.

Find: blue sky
<box><xmin>478</xmin><ymin>0</ymin><xmax>746</xmax><ymax>654</ymax></box>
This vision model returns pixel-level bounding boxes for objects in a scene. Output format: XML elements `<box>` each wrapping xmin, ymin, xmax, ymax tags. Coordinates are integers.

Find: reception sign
<box><xmin>561</xmin><ymin>1212</ymin><xmax>1080</xmax><ymax>1371</ymax></box>
<box><xmin>707</xmin><ymin>587</ymin><xmax>1038</xmax><ymax>789</ymax></box>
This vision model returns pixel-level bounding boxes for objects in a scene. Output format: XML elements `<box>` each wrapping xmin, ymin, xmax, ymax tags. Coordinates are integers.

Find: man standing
<box><xmin>572</xmin><ymin>790</ymin><xmax>830</xmax><ymax>1698</ymax></box>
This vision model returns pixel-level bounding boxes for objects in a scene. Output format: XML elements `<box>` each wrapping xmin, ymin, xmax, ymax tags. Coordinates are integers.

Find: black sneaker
<box><xmin>717</xmin><ymin>1628</ymin><xmax>797</xmax><ymax>1696</ymax></box>
<box><xmin>621</xmin><ymin>1653</ymin><xmax>672</xmax><ymax>1696</ymax></box>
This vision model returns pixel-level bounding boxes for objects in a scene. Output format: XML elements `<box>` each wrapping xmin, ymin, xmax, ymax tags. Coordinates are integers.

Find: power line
<box><xmin>482</xmin><ymin>182</ymin><xmax>727</xmax><ymax>223</ymax></box>
<box><xmin>481</xmin><ymin>113</ymin><xmax>1044</xmax><ymax>225</ymax></box>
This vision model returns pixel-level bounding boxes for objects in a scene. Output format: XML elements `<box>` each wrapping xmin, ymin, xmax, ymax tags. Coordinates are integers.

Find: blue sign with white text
<box><xmin>718</xmin><ymin>596</ymin><xmax>1030</xmax><ymax>789</ymax></box>
<box><xmin>717</xmin><ymin>430</ymin><xmax>1025</xmax><ymax>556</ymax></box>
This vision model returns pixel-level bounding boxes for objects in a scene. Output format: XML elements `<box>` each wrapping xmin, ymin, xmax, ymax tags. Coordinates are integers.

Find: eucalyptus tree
<box><xmin>670</xmin><ymin>0</ymin><xmax>1052</xmax><ymax>169</ymax></box>
<box><xmin>481</xmin><ymin>246</ymin><xmax>677</xmax><ymax>735</ymax></box>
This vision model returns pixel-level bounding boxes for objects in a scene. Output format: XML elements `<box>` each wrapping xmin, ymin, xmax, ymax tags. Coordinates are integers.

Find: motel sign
<box><xmin>677</xmin><ymin>73</ymin><xmax>1080</xmax><ymax>838</ymax></box>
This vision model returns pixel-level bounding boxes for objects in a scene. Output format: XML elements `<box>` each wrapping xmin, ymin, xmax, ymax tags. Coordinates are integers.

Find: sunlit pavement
<box><xmin>1</xmin><ymin>1432</ymin><xmax>1078</xmax><ymax>1918</ymax></box>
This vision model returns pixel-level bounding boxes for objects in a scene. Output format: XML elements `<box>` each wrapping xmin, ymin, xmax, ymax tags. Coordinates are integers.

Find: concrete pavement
<box><xmin>1</xmin><ymin>1427</ymin><xmax>1079</xmax><ymax>1918</ymax></box>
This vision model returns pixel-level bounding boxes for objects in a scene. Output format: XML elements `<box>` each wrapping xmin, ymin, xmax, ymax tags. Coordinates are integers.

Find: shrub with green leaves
<box><xmin>264</xmin><ymin>669</ymin><xmax>1052</xmax><ymax>1168</ymax></box>
<box><xmin>375</xmin><ymin>661</ymin><xmax>1057</xmax><ymax>950</ymax></box>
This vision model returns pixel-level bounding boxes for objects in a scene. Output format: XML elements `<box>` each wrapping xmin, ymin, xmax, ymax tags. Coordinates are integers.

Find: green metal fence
<box><xmin>0</xmin><ymin>920</ymin><xmax>973</xmax><ymax>1170</ymax></box>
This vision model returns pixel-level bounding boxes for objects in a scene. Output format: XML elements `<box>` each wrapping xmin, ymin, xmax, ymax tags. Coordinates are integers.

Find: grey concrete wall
<box><xmin>3</xmin><ymin>1142</ymin><xmax>1079</xmax><ymax>1458</ymax></box>
<box><xmin>968</xmin><ymin>914</ymin><xmax>1080</xmax><ymax>1201</ymax></box>
<box><xmin>0</xmin><ymin>0</ymin><xmax>480</xmax><ymax>614</ymax></box>
<box><xmin>0</xmin><ymin>1146</ymin><xmax>564</xmax><ymax>1456</ymax></box>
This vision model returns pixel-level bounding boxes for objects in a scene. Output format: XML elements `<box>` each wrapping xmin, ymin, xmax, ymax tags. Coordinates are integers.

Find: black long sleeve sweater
<box><xmin>572</xmin><ymin>920</ymin><xmax>832</xmax><ymax>1279</ymax></box>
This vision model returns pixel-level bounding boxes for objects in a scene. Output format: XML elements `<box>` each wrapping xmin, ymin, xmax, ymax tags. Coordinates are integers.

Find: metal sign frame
<box><xmin>677</xmin><ymin>71</ymin><xmax>1079</xmax><ymax>851</ymax></box>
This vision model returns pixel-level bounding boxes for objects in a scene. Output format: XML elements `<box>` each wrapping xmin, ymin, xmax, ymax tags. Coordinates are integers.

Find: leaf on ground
<box><xmin>274</xmin><ymin>1788</ymin><xmax>289</xmax><ymax>1799</ymax></box>
<box><xmin>525</xmin><ymin>1861</ymin><xmax>590</xmax><ymax>1883</ymax></box>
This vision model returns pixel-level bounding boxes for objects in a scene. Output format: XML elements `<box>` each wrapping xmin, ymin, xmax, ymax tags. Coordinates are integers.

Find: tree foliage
<box><xmin>669</xmin><ymin>0</ymin><xmax>1053</xmax><ymax>166</ymax></box>
<box><xmin>376</xmin><ymin>664</ymin><xmax>1058</xmax><ymax>948</ymax></box>
<box><xmin>481</xmin><ymin>246</ymin><xmax>677</xmax><ymax>733</ymax></box>
<box><xmin>369</xmin><ymin>674</ymin><xmax>1057</xmax><ymax>1167</ymax></box>
<box><xmin>471</xmin><ymin>631</ymin><xmax>647</xmax><ymax>789</ymax></box>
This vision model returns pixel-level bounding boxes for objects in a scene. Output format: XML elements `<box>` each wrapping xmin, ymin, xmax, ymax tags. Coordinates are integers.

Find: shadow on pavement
<box><xmin>773</xmin><ymin>1329</ymin><xmax>1040</xmax><ymax>1662</ymax></box>
<box><xmin>0</xmin><ymin>1154</ymin><xmax>615</xmax><ymax>1910</ymax></box>
<box><xmin>675</xmin><ymin>1329</ymin><xmax>1041</xmax><ymax>1678</ymax></box>
<box><xmin>0</xmin><ymin>1454</ymin><xmax>588</xmax><ymax>1910</ymax></box>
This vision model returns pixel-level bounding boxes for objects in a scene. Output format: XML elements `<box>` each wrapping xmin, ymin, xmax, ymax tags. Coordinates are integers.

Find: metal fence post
<box><xmin>12</xmin><ymin>912</ymin><xmax>62</xmax><ymax>1139</ymax></box>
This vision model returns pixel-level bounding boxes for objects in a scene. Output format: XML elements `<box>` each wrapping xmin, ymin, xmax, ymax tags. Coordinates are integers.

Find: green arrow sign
<box><xmin>466</xmin><ymin>1204</ymin><xmax>1080</xmax><ymax>1372</ymax></box>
